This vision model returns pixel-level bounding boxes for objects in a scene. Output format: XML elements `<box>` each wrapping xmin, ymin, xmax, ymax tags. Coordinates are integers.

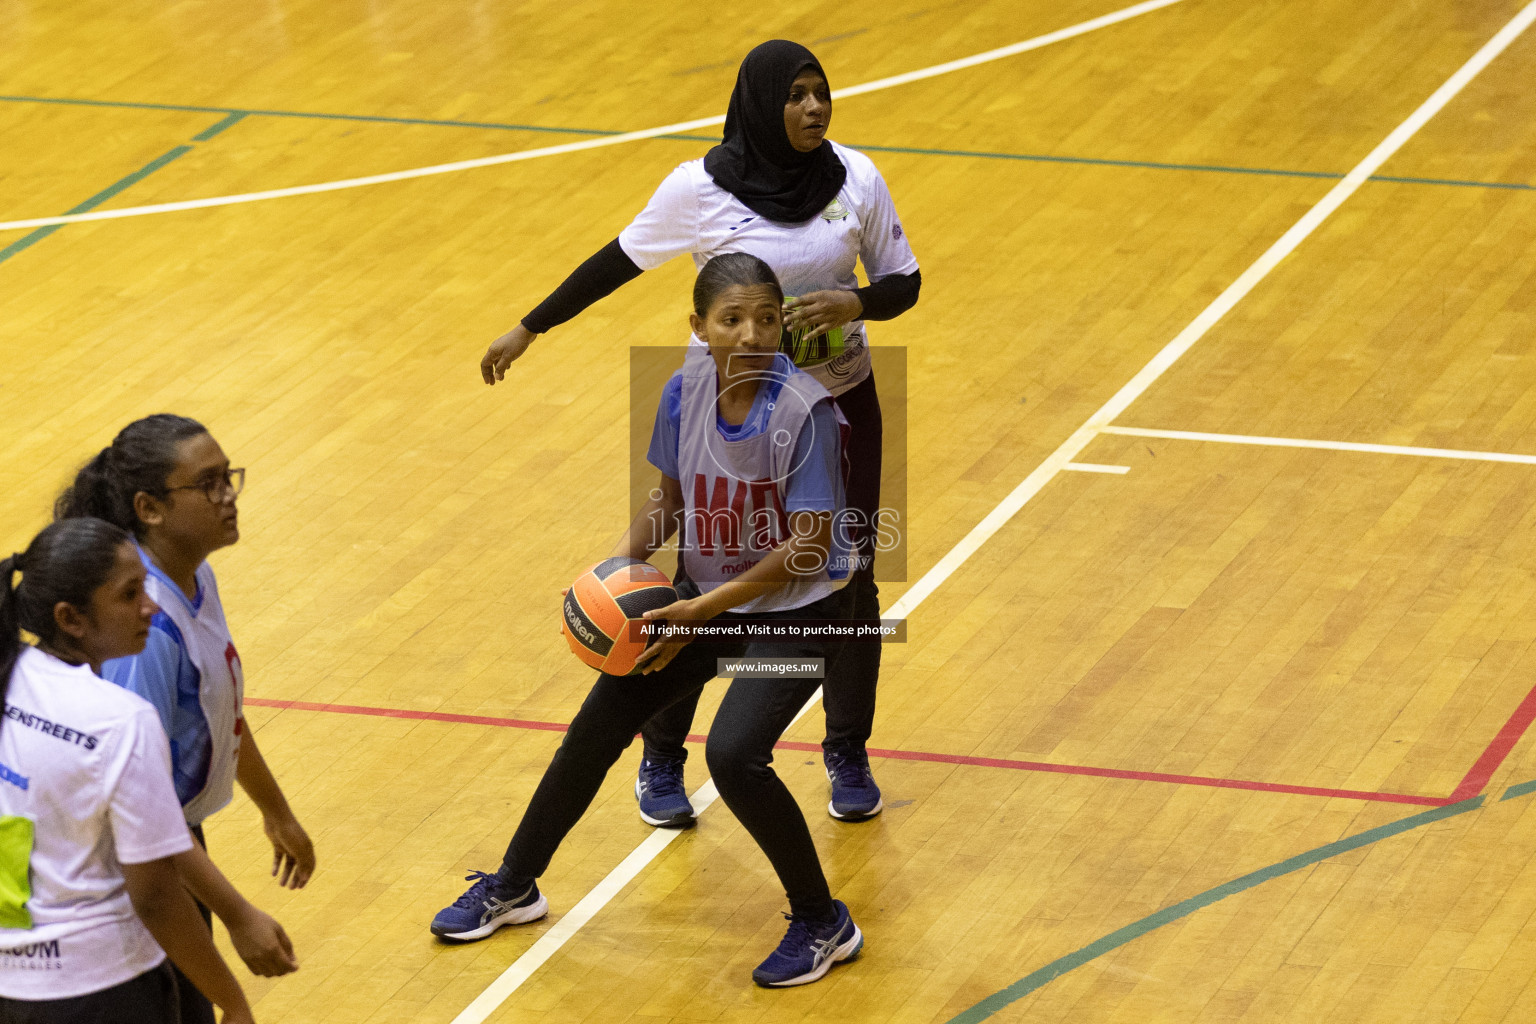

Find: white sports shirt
<box><xmin>102</xmin><ymin>551</ymin><xmax>245</xmax><ymax>827</ymax></box>
<box><xmin>0</xmin><ymin>646</ymin><xmax>193</xmax><ymax>1000</ymax></box>
<box><xmin>618</xmin><ymin>140</ymin><xmax>920</xmax><ymax>396</ymax></box>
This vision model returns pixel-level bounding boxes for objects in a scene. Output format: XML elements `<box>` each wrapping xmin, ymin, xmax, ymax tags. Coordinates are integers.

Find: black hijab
<box><xmin>704</xmin><ymin>40</ymin><xmax>848</xmax><ymax>224</ymax></box>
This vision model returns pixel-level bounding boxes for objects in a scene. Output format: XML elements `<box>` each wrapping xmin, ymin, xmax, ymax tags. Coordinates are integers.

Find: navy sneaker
<box><xmin>824</xmin><ymin>745</ymin><xmax>883</xmax><ymax>821</ymax></box>
<box><xmin>635</xmin><ymin>756</ymin><xmax>696</xmax><ymax>828</ymax></box>
<box><xmin>430</xmin><ymin>871</ymin><xmax>548</xmax><ymax>942</ymax></box>
<box><xmin>752</xmin><ymin>900</ymin><xmax>862</xmax><ymax>987</ymax></box>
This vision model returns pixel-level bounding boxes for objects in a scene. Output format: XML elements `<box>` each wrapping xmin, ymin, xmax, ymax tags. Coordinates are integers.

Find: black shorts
<box><xmin>0</xmin><ymin>960</ymin><xmax>179</xmax><ymax>1024</ymax></box>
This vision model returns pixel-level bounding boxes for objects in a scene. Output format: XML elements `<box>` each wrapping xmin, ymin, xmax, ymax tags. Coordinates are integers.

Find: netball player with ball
<box><xmin>480</xmin><ymin>39</ymin><xmax>920</xmax><ymax>826</ymax></box>
<box><xmin>435</xmin><ymin>253</ymin><xmax>863</xmax><ymax>988</ymax></box>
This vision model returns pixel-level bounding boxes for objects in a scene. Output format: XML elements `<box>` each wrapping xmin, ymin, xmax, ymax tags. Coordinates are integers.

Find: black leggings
<box><xmin>0</xmin><ymin>961</ymin><xmax>179</xmax><ymax>1024</ymax></box>
<box><xmin>501</xmin><ymin>589</ymin><xmax>849</xmax><ymax>922</ymax></box>
<box><xmin>642</xmin><ymin>371</ymin><xmax>883</xmax><ymax>759</ymax></box>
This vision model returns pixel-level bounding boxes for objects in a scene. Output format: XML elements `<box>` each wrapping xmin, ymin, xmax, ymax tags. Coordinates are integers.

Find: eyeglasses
<box><xmin>165</xmin><ymin>467</ymin><xmax>246</xmax><ymax>503</ymax></box>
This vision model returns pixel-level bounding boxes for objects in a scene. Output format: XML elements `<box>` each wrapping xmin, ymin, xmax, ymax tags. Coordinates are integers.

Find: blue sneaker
<box><xmin>824</xmin><ymin>745</ymin><xmax>883</xmax><ymax>821</ymax></box>
<box><xmin>635</xmin><ymin>756</ymin><xmax>696</xmax><ymax>828</ymax></box>
<box><xmin>752</xmin><ymin>900</ymin><xmax>862</xmax><ymax>987</ymax></box>
<box><xmin>430</xmin><ymin>871</ymin><xmax>548</xmax><ymax>942</ymax></box>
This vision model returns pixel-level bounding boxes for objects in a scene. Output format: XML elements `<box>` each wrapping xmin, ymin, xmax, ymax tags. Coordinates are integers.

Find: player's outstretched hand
<box><xmin>481</xmin><ymin>324</ymin><xmax>538</xmax><ymax>384</ymax></box>
<box><xmin>783</xmin><ymin>290</ymin><xmax>863</xmax><ymax>340</ymax></box>
<box><xmin>228</xmin><ymin>905</ymin><xmax>298</xmax><ymax>977</ymax></box>
<box><xmin>264</xmin><ymin>813</ymin><xmax>315</xmax><ymax>889</ymax></box>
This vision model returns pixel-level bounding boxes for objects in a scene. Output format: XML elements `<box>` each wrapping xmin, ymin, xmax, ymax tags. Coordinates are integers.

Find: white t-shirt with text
<box><xmin>0</xmin><ymin>646</ymin><xmax>193</xmax><ymax>1000</ymax></box>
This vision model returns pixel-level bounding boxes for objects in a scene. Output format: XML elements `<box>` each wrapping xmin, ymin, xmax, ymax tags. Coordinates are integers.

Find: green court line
<box><xmin>855</xmin><ymin>141</ymin><xmax>1339</xmax><ymax>180</ymax></box>
<box><xmin>850</xmin><ymin>143</ymin><xmax>1533</xmax><ymax>192</ymax></box>
<box><xmin>945</xmin><ymin>791</ymin><xmax>1503</xmax><ymax>1023</ymax></box>
<box><xmin>192</xmin><ymin>111</ymin><xmax>249</xmax><ymax>141</ymax></box>
<box><xmin>835</xmin><ymin>140</ymin><xmax>1534</xmax><ymax>192</ymax></box>
<box><xmin>2</xmin><ymin>93</ymin><xmax>1531</xmax><ymax>193</ymax></box>
<box><xmin>0</xmin><ymin>112</ymin><xmax>243</xmax><ymax>265</ymax></box>
<box><xmin>1372</xmin><ymin>173</ymin><xmax>1533</xmax><ymax>191</ymax></box>
<box><xmin>0</xmin><ymin>93</ymin><xmax>611</xmax><ymax>137</ymax></box>
<box><xmin>1501</xmin><ymin>778</ymin><xmax>1536</xmax><ymax>801</ymax></box>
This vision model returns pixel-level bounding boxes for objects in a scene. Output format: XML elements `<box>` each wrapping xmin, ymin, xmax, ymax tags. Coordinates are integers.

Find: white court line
<box><xmin>888</xmin><ymin>0</ymin><xmax>1536</xmax><ymax>622</ymax></box>
<box><xmin>448</xmin><ymin>785</ymin><xmax>727</xmax><ymax>1024</ymax></box>
<box><xmin>0</xmin><ymin>0</ymin><xmax>1183</xmax><ymax>234</ymax></box>
<box><xmin>1063</xmin><ymin>462</ymin><xmax>1132</xmax><ymax>474</ymax></box>
<box><xmin>448</xmin><ymin>707</ymin><xmax>810</xmax><ymax>1024</ymax></box>
<box><xmin>451</xmin><ymin>679</ymin><xmax>828</xmax><ymax>1022</ymax></box>
<box><xmin>449</xmin><ymin>2</ymin><xmax>1536</xmax><ymax>1019</ymax></box>
<box><xmin>1103</xmin><ymin>425</ymin><xmax>1536</xmax><ymax>465</ymax></box>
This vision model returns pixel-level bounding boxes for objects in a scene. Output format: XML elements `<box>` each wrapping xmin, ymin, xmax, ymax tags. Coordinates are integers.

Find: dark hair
<box><xmin>693</xmin><ymin>252</ymin><xmax>784</xmax><ymax>316</ymax></box>
<box><xmin>1</xmin><ymin>518</ymin><xmax>133</xmax><ymax>723</ymax></box>
<box><xmin>55</xmin><ymin>414</ymin><xmax>208</xmax><ymax>538</ymax></box>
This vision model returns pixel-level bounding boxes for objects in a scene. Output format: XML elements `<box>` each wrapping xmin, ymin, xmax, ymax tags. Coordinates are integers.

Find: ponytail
<box><xmin>55</xmin><ymin>414</ymin><xmax>207</xmax><ymax>538</ymax></box>
<box><xmin>0</xmin><ymin>554</ymin><xmax>21</xmax><ymax>722</ymax></box>
<box><xmin>0</xmin><ymin>519</ymin><xmax>132</xmax><ymax>729</ymax></box>
<box><xmin>54</xmin><ymin>448</ymin><xmax>131</xmax><ymax>531</ymax></box>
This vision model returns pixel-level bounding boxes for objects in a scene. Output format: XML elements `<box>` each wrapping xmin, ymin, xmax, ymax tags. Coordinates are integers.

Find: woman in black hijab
<box><xmin>703</xmin><ymin>38</ymin><xmax>849</xmax><ymax>222</ymax></box>
<box><xmin>478</xmin><ymin>39</ymin><xmax>920</xmax><ymax>827</ymax></box>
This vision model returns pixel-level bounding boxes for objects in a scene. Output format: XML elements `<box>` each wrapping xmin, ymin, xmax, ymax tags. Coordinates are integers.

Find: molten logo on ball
<box><xmin>560</xmin><ymin>557</ymin><xmax>678</xmax><ymax>676</ymax></box>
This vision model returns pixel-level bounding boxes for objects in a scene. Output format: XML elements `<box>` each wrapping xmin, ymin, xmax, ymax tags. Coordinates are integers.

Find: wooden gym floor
<box><xmin>4</xmin><ymin>0</ymin><xmax>1536</xmax><ymax>1020</ymax></box>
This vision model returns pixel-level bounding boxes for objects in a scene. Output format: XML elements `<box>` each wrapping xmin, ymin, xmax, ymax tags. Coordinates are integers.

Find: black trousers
<box><xmin>502</xmin><ymin>588</ymin><xmax>849</xmax><ymax>922</ymax></box>
<box><xmin>642</xmin><ymin>371</ymin><xmax>884</xmax><ymax>760</ymax></box>
<box><xmin>171</xmin><ymin>824</ymin><xmax>215</xmax><ymax>1024</ymax></box>
<box><xmin>0</xmin><ymin>961</ymin><xmax>179</xmax><ymax>1024</ymax></box>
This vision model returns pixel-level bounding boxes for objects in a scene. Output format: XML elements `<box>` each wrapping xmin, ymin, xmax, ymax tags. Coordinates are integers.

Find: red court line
<box><xmin>243</xmin><ymin>697</ymin><xmax>570</xmax><ymax>733</ymax></box>
<box><xmin>1449</xmin><ymin>679</ymin><xmax>1536</xmax><ymax>802</ymax></box>
<box><xmin>244</xmin><ymin>697</ymin><xmax>1443</xmax><ymax>805</ymax></box>
<box><xmin>781</xmin><ymin>740</ymin><xmax>1445</xmax><ymax>805</ymax></box>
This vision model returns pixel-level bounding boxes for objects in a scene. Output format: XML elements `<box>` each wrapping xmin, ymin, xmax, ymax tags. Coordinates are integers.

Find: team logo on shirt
<box><xmin>2</xmin><ymin>706</ymin><xmax>99</xmax><ymax>750</ymax></box>
<box><xmin>689</xmin><ymin>475</ymin><xmax>788</xmax><ymax>556</ymax></box>
<box><xmin>0</xmin><ymin>763</ymin><xmax>27</xmax><ymax>791</ymax></box>
<box><xmin>0</xmin><ymin>939</ymin><xmax>62</xmax><ymax>969</ymax></box>
<box><xmin>819</xmin><ymin>330</ymin><xmax>865</xmax><ymax>382</ymax></box>
<box><xmin>821</xmin><ymin>198</ymin><xmax>849</xmax><ymax>221</ymax></box>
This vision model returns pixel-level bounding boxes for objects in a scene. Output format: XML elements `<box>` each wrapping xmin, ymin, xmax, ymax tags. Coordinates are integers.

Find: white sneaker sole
<box><xmin>826</xmin><ymin>764</ymin><xmax>883</xmax><ymax>821</ymax></box>
<box><xmin>635</xmin><ymin>777</ymin><xmax>697</xmax><ymax>828</ymax></box>
<box><xmin>758</xmin><ymin>923</ymin><xmax>864</xmax><ymax>987</ymax></box>
<box><xmin>827</xmin><ymin>795</ymin><xmax>884</xmax><ymax>821</ymax></box>
<box><xmin>434</xmin><ymin>893</ymin><xmax>549</xmax><ymax>942</ymax></box>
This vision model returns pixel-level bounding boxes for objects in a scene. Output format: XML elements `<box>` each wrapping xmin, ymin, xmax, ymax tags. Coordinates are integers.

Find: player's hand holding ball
<box><xmin>634</xmin><ymin>597</ymin><xmax>705</xmax><ymax>675</ymax></box>
<box><xmin>782</xmin><ymin>290</ymin><xmax>861</xmax><ymax>341</ymax></box>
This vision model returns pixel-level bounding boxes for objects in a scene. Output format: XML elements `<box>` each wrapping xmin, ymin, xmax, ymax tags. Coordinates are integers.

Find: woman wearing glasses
<box><xmin>56</xmin><ymin>415</ymin><xmax>311</xmax><ymax>1024</ymax></box>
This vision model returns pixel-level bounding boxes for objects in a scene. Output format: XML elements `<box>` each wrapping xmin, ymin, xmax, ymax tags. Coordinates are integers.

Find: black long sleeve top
<box><xmin>520</xmin><ymin>237</ymin><xmax>920</xmax><ymax>334</ymax></box>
